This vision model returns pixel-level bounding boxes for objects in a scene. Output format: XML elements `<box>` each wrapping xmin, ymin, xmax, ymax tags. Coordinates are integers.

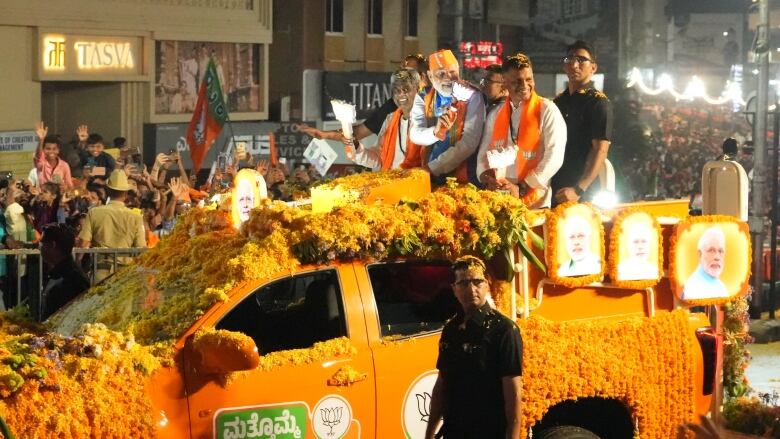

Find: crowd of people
<box><xmin>0</xmin><ymin>120</ymin><xmax>355</xmax><ymax>314</ymax></box>
<box><xmin>610</xmin><ymin>90</ymin><xmax>751</xmax><ymax>202</ymax></box>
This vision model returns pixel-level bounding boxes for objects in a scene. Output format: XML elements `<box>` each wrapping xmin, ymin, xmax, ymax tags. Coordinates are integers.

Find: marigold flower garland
<box><xmin>0</xmin><ymin>316</ymin><xmax>159</xmax><ymax>438</ymax></box>
<box><xmin>517</xmin><ymin>309</ymin><xmax>696</xmax><ymax>439</ymax></box>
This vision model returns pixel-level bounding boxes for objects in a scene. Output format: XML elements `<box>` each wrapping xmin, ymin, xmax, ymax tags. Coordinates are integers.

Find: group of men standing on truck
<box><xmin>303</xmin><ymin>39</ymin><xmax>613</xmax><ymax>210</ymax></box>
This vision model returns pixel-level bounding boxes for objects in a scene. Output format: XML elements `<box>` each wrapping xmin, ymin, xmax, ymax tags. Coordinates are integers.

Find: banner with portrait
<box><xmin>545</xmin><ymin>202</ymin><xmax>605</xmax><ymax>287</ymax></box>
<box><xmin>670</xmin><ymin>216</ymin><xmax>751</xmax><ymax>304</ymax></box>
<box><xmin>154</xmin><ymin>40</ymin><xmax>264</xmax><ymax>119</ymax></box>
<box><xmin>607</xmin><ymin>210</ymin><xmax>663</xmax><ymax>288</ymax></box>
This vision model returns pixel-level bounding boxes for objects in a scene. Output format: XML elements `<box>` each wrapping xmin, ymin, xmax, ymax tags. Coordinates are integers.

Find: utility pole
<box><xmin>751</xmin><ymin>0</ymin><xmax>770</xmax><ymax>318</ymax></box>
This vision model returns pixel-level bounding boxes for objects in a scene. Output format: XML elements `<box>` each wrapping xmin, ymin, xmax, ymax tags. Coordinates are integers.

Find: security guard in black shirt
<box><xmin>552</xmin><ymin>40</ymin><xmax>613</xmax><ymax>206</ymax></box>
<box><xmin>425</xmin><ymin>256</ymin><xmax>523</xmax><ymax>439</ymax></box>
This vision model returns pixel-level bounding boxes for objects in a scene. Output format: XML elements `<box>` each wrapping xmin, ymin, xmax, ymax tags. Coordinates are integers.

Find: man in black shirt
<box><xmin>480</xmin><ymin>64</ymin><xmax>507</xmax><ymax>115</ymax></box>
<box><xmin>39</xmin><ymin>223</ymin><xmax>90</xmax><ymax>320</ymax></box>
<box><xmin>552</xmin><ymin>40</ymin><xmax>613</xmax><ymax>205</ymax></box>
<box><xmin>425</xmin><ymin>256</ymin><xmax>523</xmax><ymax>439</ymax></box>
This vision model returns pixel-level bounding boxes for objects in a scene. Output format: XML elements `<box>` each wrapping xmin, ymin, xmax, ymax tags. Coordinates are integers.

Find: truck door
<box><xmin>354</xmin><ymin>261</ymin><xmax>459</xmax><ymax>438</ymax></box>
<box><xmin>183</xmin><ymin>266</ymin><xmax>375</xmax><ymax>439</ymax></box>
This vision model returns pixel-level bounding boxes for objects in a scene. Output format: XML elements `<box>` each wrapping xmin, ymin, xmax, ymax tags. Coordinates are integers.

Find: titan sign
<box><xmin>321</xmin><ymin>71</ymin><xmax>393</xmax><ymax>120</ymax></box>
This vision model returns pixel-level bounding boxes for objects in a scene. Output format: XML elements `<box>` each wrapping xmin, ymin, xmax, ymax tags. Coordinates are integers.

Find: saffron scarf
<box><xmin>487</xmin><ymin>92</ymin><xmax>544</xmax><ymax>205</ymax></box>
<box><xmin>378</xmin><ymin>109</ymin><xmax>423</xmax><ymax>170</ymax></box>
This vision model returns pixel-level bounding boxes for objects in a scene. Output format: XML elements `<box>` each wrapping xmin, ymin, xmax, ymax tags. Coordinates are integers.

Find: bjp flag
<box><xmin>186</xmin><ymin>58</ymin><xmax>228</xmax><ymax>171</ymax></box>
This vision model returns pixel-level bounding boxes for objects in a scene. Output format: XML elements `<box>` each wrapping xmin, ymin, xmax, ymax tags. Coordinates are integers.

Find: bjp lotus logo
<box><xmin>320</xmin><ymin>406</ymin><xmax>343</xmax><ymax>436</ymax></box>
<box><xmin>416</xmin><ymin>392</ymin><xmax>432</xmax><ymax>422</ymax></box>
<box><xmin>313</xmin><ymin>395</ymin><xmax>351</xmax><ymax>439</ymax></box>
<box><xmin>403</xmin><ymin>371</ymin><xmax>440</xmax><ymax>438</ymax></box>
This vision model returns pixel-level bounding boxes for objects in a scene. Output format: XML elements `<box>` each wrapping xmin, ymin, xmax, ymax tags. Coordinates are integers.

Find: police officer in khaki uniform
<box><xmin>425</xmin><ymin>256</ymin><xmax>523</xmax><ymax>439</ymax></box>
<box><xmin>78</xmin><ymin>169</ymin><xmax>146</xmax><ymax>282</ymax></box>
<box><xmin>552</xmin><ymin>40</ymin><xmax>614</xmax><ymax>206</ymax></box>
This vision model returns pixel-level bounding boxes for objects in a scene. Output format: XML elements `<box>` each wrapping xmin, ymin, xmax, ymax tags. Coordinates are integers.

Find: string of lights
<box><xmin>626</xmin><ymin>67</ymin><xmax>746</xmax><ymax>106</ymax></box>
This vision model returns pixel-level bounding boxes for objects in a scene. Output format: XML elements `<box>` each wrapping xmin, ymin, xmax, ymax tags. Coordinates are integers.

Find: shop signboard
<box><xmin>321</xmin><ymin>71</ymin><xmax>393</xmax><ymax>120</ymax></box>
<box><xmin>38</xmin><ymin>32</ymin><xmax>146</xmax><ymax>81</ymax></box>
<box><xmin>0</xmin><ymin>131</ymin><xmax>37</xmax><ymax>180</ymax></box>
<box><xmin>143</xmin><ymin>121</ymin><xmax>332</xmax><ymax>170</ymax></box>
<box><xmin>458</xmin><ymin>41</ymin><xmax>504</xmax><ymax>69</ymax></box>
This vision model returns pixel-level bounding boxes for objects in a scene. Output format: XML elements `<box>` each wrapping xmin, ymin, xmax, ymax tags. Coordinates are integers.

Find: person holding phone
<box><xmin>80</xmin><ymin>133</ymin><xmax>116</xmax><ymax>181</ymax></box>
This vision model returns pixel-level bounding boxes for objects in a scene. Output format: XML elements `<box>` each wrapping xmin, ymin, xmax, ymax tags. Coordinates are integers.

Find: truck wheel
<box><xmin>536</xmin><ymin>426</ymin><xmax>601</xmax><ymax>439</ymax></box>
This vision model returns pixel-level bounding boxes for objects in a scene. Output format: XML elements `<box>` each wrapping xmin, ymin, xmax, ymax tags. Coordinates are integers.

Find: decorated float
<box><xmin>0</xmin><ymin>169</ymin><xmax>769</xmax><ymax>438</ymax></box>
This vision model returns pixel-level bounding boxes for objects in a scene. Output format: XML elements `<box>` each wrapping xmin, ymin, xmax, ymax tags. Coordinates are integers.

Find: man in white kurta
<box><xmin>476</xmin><ymin>53</ymin><xmax>566</xmax><ymax>208</ymax></box>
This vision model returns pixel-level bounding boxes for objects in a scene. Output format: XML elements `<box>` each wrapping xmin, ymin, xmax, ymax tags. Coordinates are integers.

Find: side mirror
<box><xmin>188</xmin><ymin>329</ymin><xmax>260</xmax><ymax>375</ymax></box>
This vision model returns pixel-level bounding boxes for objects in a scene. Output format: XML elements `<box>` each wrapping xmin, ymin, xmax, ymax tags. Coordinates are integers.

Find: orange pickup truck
<box><xmin>1</xmin><ymin>171</ymin><xmax>726</xmax><ymax>439</ymax></box>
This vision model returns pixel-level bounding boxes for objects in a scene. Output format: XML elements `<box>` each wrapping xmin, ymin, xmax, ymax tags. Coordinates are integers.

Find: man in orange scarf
<box><xmin>345</xmin><ymin>68</ymin><xmax>423</xmax><ymax>170</ymax></box>
<box><xmin>477</xmin><ymin>53</ymin><xmax>566</xmax><ymax>208</ymax></box>
<box><xmin>410</xmin><ymin>49</ymin><xmax>486</xmax><ymax>185</ymax></box>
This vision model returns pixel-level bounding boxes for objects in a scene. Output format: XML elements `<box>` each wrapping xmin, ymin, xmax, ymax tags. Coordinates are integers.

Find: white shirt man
<box><xmin>476</xmin><ymin>54</ymin><xmax>566</xmax><ymax>208</ymax></box>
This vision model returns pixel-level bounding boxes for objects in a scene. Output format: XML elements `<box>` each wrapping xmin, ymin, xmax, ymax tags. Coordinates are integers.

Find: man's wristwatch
<box><xmin>574</xmin><ymin>185</ymin><xmax>585</xmax><ymax>197</ymax></box>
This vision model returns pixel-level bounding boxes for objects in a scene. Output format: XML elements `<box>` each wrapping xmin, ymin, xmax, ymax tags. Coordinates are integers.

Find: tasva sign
<box><xmin>41</xmin><ymin>33</ymin><xmax>141</xmax><ymax>75</ymax></box>
<box><xmin>75</xmin><ymin>41</ymin><xmax>135</xmax><ymax>69</ymax></box>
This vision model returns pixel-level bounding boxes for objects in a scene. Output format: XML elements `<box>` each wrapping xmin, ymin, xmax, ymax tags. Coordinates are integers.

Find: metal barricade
<box><xmin>0</xmin><ymin>247</ymin><xmax>146</xmax><ymax>321</ymax></box>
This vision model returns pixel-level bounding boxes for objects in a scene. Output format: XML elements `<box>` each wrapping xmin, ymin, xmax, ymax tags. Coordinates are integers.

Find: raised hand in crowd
<box><xmin>168</xmin><ymin>177</ymin><xmax>190</xmax><ymax>202</ymax></box>
<box><xmin>265</xmin><ymin>165</ymin><xmax>286</xmax><ymax>186</ymax></box>
<box><xmin>76</xmin><ymin>125</ymin><xmax>89</xmax><ymax>145</ymax></box>
<box><xmin>35</xmin><ymin>121</ymin><xmax>48</xmax><ymax>141</ymax></box>
<box><xmin>256</xmin><ymin>159</ymin><xmax>270</xmax><ymax>176</ymax></box>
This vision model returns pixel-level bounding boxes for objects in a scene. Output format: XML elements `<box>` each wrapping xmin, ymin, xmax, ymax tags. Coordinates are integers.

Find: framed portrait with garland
<box><xmin>670</xmin><ymin>215</ymin><xmax>751</xmax><ymax>305</ymax></box>
<box><xmin>607</xmin><ymin>209</ymin><xmax>663</xmax><ymax>288</ymax></box>
<box><xmin>545</xmin><ymin>202</ymin><xmax>605</xmax><ymax>287</ymax></box>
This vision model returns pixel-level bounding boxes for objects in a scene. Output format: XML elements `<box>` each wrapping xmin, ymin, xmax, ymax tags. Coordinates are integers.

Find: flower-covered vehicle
<box><xmin>0</xmin><ymin>170</ymin><xmax>725</xmax><ymax>438</ymax></box>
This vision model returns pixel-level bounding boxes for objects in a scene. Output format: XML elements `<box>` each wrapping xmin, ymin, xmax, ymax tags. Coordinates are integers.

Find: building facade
<box><xmin>0</xmin><ymin>0</ymin><xmax>271</xmax><ymax>172</ymax></box>
<box><xmin>270</xmin><ymin>0</ymin><xmax>438</xmax><ymax>122</ymax></box>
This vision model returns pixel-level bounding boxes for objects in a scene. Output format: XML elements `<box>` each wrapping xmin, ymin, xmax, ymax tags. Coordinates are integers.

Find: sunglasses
<box><xmin>454</xmin><ymin>278</ymin><xmax>487</xmax><ymax>288</ymax></box>
<box><xmin>563</xmin><ymin>55</ymin><xmax>592</xmax><ymax>65</ymax></box>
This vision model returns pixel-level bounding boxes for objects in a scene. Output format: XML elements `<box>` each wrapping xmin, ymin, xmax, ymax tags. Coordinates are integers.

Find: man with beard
<box><xmin>476</xmin><ymin>53</ymin><xmax>566</xmax><ymax>208</ymax></box>
<box><xmin>683</xmin><ymin>226</ymin><xmax>729</xmax><ymax>300</ymax></box>
<box><xmin>344</xmin><ymin>68</ymin><xmax>423</xmax><ymax>170</ymax></box>
<box><xmin>410</xmin><ymin>49</ymin><xmax>486</xmax><ymax>185</ymax></box>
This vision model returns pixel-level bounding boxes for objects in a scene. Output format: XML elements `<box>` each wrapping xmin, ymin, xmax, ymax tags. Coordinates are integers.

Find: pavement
<box><xmin>749</xmin><ymin>319</ymin><xmax>780</xmax><ymax>344</ymax></box>
<box><xmin>744</xmin><ymin>341</ymin><xmax>780</xmax><ymax>396</ymax></box>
